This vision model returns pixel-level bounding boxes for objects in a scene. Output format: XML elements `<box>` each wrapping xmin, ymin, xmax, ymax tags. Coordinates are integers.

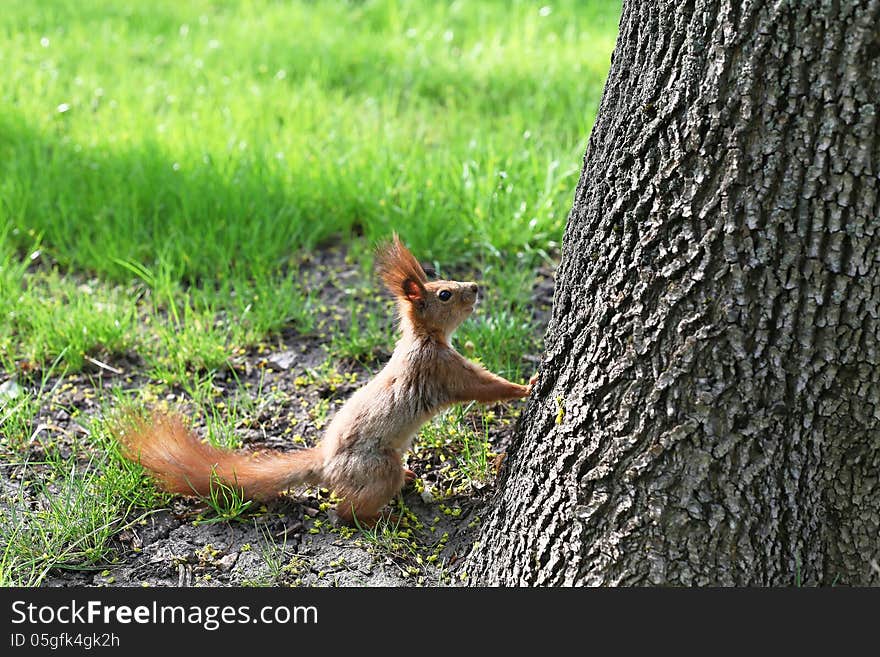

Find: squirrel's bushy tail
<box><xmin>115</xmin><ymin>411</ymin><xmax>323</xmax><ymax>501</ymax></box>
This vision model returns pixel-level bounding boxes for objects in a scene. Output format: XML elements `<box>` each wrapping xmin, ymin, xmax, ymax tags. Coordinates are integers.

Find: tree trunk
<box><xmin>466</xmin><ymin>0</ymin><xmax>880</xmax><ymax>586</ymax></box>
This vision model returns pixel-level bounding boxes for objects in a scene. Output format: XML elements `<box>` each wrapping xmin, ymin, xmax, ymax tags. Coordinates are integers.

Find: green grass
<box><xmin>0</xmin><ymin>430</ymin><xmax>166</xmax><ymax>586</ymax></box>
<box><xmin>192</xmin><ymin>471</ymin><xmax>257</xmax><ymax>525</ymax></box>
<box><xmin>328</xmin><ymin>297</ymin><xmax>396</xmax><ymax>364</ymax></box>
<box><xmin>2</xmin><ymin>0</ymin><xmax>616</xmax><ymax>269</ymax></box>
<box><xmin>0</xmin><ymin>0</ymin><xmax>620</xmax><ymax>582</ymax></box>
<box><xmin>415</xmin><ymin>405</ymin><xmax>501</xmax><ymax>495</ymax></box>
<box><xmin>1</xmin><ymin>0</ymin><xmax>619</xmax><ymax>376</ymax></box>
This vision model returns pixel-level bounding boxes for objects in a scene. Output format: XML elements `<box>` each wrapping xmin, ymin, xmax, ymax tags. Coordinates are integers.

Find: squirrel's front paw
<box><xmin>523</xmin><ymin>372</ymin><xmax>539</xmax><ymax>395</ymax></box>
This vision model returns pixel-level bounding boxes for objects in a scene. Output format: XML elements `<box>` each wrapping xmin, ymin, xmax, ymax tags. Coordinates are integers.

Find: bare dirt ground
<box><xmin>2</xmin><ymin>244</ymin><xmax>555</xmax><ymax>587</ymax></box>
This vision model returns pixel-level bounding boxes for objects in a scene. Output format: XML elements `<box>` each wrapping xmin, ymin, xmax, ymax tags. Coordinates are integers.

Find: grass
<box><xmin>193</xmin><ymin>470</ymin><xmax>256</xmax><ymax>525</ymax></box>
<box><xmin>328</xmin><ymin>297</ymin><xmax>396</xmax><ymax>364</ymax></box>
<box><xmin>1</xmin><ymin>0</ymin><xmax>619</xmax><ymax>377</ymax></box>
<box><xmin>343</xmin><ymin>496</ymin><xmax>463</xmax><ymax>585</ymax></box>
<box><xmin>0</xmin><ymin>0</ymin><xmax>621</xmax><ymax>584</ymax></box>
<box><xmin>0</xmin><ymin>438</ymin><xmax>165</xmax><ymax>586</ymax></box>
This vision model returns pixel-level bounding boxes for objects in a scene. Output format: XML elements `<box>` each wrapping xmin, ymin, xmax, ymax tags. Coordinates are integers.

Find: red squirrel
<box><xmin>116</xmin><ymin>235</ymin><xmax>531</xmax><ymax>525</ymax></box>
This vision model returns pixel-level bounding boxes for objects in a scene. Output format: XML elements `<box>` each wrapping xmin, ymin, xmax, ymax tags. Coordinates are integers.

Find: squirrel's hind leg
<box><xmin>331</xmin><ymin>454</ymin><xmax>406</xmax><ymax>527</ymax></box>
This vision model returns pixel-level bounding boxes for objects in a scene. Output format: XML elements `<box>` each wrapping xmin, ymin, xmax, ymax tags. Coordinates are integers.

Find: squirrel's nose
<box><xmin>469</xmin><ymin>283</ymin><xmax>479</xmax><ymax>296</ymax></box>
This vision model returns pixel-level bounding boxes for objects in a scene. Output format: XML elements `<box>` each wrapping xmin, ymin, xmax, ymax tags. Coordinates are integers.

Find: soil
<box><xmin>1</xmin><ymin>243</ymin><xmax>555</xmax><ymax>587</ymax></box>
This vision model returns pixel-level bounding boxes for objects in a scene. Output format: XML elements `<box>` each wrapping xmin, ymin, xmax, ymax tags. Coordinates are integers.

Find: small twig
<box><xmin>84</xmin><ymin>356</ymin><xmax>123</xmax><ymax>375</ymax></box>
<box><xmin>29</xmin><ymin>423</ymin><xmax>50</xmax><ymax>444</ymax></box>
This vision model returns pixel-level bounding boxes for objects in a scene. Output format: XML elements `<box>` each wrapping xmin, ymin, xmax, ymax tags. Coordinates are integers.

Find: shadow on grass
<box><xmin>0</xmin><ymin>113</ymin><xmax>366</xmax><ymax>286</ymax></box>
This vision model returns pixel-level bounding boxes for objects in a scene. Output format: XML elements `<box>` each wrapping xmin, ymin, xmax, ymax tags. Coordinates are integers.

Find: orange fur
<box><xmin>115</xmin><ymin>235</ymin><xmax>531</xmax><ymax>525</ymax></box>
<box><xmin>376</xmin><ymin>232</ymin><xmax>428</xmax><ymax>298</ymax></box>
<box><xmin>116</xmin><ymin>412</ymin><xmax>322</xmax><ymax>501</ymax></box>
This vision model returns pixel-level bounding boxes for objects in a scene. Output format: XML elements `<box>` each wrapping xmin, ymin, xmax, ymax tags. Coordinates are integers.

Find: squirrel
<box><xmin>115</xmin><ymin>234</ymin><xmax>531</xmax><ymax>525</ymax></box>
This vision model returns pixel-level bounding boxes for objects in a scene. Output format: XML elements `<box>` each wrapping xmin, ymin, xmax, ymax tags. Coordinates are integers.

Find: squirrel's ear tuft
<box><xmin>376</xmin><ymin>233</ymin><xmax>428</xmax><ymax>303</ymax></box>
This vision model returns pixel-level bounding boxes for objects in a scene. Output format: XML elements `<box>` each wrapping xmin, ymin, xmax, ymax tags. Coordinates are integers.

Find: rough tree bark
<box><xmin>466</xmin><ymin>0</ymin><xmax>880</xmax><ymax>585</ymax></box>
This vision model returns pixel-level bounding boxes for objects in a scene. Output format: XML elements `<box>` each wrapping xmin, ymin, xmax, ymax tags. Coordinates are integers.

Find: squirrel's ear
<box><xmin>376</xmin><ymin>233</ymin><xmax>429</xmax><ymax>302</ymax></box>
<box><xmin>402</xmin><ymin>278</ymin><xmax>425</xmax><ymax>304</ymax></box>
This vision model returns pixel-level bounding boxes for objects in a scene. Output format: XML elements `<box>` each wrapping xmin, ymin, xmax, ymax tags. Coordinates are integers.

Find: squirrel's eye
<box><xmin>438</xmin><ymin>290</ymin><xmax>452</xmax><ymax>301</ymax></box>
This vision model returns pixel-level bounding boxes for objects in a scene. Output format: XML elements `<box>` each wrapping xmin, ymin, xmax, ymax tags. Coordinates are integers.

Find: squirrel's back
<box><xmin>324</xmin><ymin>336</ymin><xmax>460</xmax><ymax>454</ymax></box>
